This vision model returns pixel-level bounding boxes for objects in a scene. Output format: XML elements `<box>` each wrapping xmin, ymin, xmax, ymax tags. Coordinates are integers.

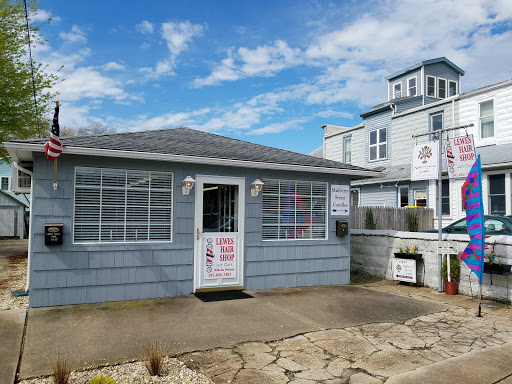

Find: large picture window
<box><xmin>74</xmin><ymin>167</ymin><xmax>173</xmax><ymax>243</ymax></box>
<box><xmin>262</xmin><ymin>179</ymin><xmax>327</xmax><ymax>240</ymax></box>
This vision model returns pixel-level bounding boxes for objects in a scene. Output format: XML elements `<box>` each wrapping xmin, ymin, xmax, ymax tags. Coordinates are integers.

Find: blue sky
<box><xmin>31</xmin><ymin>0</ymin><xmax>512</xmax><ymax>154</ymax></box>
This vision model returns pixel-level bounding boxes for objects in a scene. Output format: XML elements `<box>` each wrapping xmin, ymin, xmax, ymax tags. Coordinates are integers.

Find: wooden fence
<box><xmin>350</xmin><ymin>206</ymin><xmax>434</xmax><ymax>232</ymax></box>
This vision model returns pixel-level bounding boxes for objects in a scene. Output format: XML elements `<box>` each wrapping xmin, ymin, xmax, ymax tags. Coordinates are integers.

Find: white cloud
<box><xmin>249</xmin><ymin>118</ymin><xmax>310</xmax><ymax>135</ymax></box>
<box><xmin>315</xmin><ymin>110</ymin><xmax>354</xmax><ymax>119</ymax></box>
<box><xmin>60</xmin><ymin>25</ymin><xmax>87</xmax><ymax>44</ymax></box>
<box><xmin>193</xmin><ymin>40</ymin><xmax>302</xmax><ymax>87</ymax></box>
<box><xmin>117</xmin><ymin>108</ymin><xmax>212</xmax><ymax>132</ymax></box>
<box><xmin>102</xmin><ymin>61</ymin><xmax>126</xmax><ymax>71</ymax></box>
<box><xmin>30</xmin><ymin>9</ymin><xmax>61</xmax><ymax>23</ymax></box>
<box><xmin>161</xmin><ymin>20</ymin><xmax>204</xmax><ymax>57</ymax></box>
<box><xmin>136</xmin><ymin>20</ymin><xmax>154</xmax><ymax>34</ymax></box>
<box><xmin>140</xmin><ymin>20</ymin><xmax>204</xmax><ymax>78</ymax></box>
<box><xmin>57</xmin><ymin>67</ymin><xmax>140</xmax><ymax>102</ymax></box>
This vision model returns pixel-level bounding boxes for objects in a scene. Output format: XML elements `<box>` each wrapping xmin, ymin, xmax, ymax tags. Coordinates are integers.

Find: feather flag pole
<box><xmin>460</xmin><ymin>155</ymin><xmax>486</xmax><ymax>317</ymax></box>
<box><xmin>44</xmin><ymin>101</ymin><xmax>63</xmax><ymax>190</ymax></box>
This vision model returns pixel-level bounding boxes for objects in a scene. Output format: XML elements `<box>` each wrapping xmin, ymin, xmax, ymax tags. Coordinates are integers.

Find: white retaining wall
<box><xmin>351</xmin><ymin>230</ymin><xmax>512</xmax><ymax>302</ymax></box>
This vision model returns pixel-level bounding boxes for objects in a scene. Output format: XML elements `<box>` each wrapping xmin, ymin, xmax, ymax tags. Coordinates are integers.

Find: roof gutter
<box><xmin>3</xmin><ymin>142</ymin><xmax>382</xmax><ymax>178</ymax></box>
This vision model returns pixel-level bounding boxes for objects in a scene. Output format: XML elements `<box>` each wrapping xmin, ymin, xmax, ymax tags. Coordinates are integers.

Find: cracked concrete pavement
<box><xmin>179</xmin><ymin>280</ymin><xmax>512</xmax><ymax>384</ymax></box>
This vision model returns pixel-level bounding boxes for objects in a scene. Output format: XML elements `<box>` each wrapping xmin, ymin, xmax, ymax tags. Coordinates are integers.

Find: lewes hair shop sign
<box><xmin>411</xmin><ymin>142</ymin><xmax>438</xmax><ymax>181</ymax></box>
<box><xmin>444</xmin><ymin>135</ymin><xmax>476</xmax><ymax>179</ymax></box>
<box><xmin>205</xmin><ymin>236</ymin><xmax>237</xmax><ymax>279</ymax></box>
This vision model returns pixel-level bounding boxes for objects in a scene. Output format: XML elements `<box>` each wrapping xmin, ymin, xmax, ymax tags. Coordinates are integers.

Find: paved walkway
<box><xmin>3</xmin><ymin>277</ymin><xmax>512</xmax><ymax>383</ymax></box>
<box><xmin>0</xmin><ymin>309</ymin><xmax>25</xmax><ymax>384</ymax></box>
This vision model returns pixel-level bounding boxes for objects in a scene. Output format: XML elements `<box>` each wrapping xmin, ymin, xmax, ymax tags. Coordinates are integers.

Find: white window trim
<box><xmin>430</xmin><ymin>112</ymin><xmax>444</xmax><ymax>132</ymax></box>
<box><xmin>407</xmin><ymin>77</ymin><xmax>417</xmax><ymax>97</ymax></box>
<box><xmin>438</xmin><ymin>78</ymin><xmax>447</xmax><ymax>99</ymax></box>
<box><xmin>448</xmin><ymin>80</ymin><xmax>457</xmax><ymax>97</ymax></box>
<box><xmin>351</xmin><ymin>187</ymin><xmax>360</xmax><ymax>207</ymax></box>
<box><xmin>434</xmin><ymin>180</ymin><xmax>452</xmax><ymax>219</ymax></box>
<box><xmin>0</xmin><ymin>176</ymin><xmax>10</xmax><ymax>191</ymax></box>
<box><xmin>398</xmin><ymin>186</ymin><xmax>409</xmax><ymax>208</ymax></box>
<box><xmin>483</xmin><ymin>171</ymin><xmax>510</xmax><ymax>216</ymax></box>
<box><xmin>479</xmin><ymin>99</ymin><xmax>495</xmax><ymax>139</ymax></box>
<box><xmin>261</xmin><ymin>178</ymin><xmax>328</xmax><ymax>241</ymax></box>
<box><xmin>426</xmin><ymin>75</ymin><xmax>436</xmax><ymax>97</ymax></box>
<box><xmin>368</xmin><ymin>128</ymin><xmax>387</xmax><ymax>162</ymax></box>
<box><xmin>343</xmin><ymin>136</ymin><xmax>351</xmax><ymax>164</ymax></box>
<box><xmin>393</xmin><ymin>82</ymin><xmax>402</xmax><ymax>99</ymax></box>
<box><xmin>72</xmin><ymin>166</ymin><xmax>174</xmax><ymax>244</ymax></box>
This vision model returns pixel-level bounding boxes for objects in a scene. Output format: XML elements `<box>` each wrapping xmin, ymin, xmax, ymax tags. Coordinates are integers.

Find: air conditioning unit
<box><xmin>11</xmin><ymin>162</ymin><xmax>32</xmax><ymax>194</ymax></box>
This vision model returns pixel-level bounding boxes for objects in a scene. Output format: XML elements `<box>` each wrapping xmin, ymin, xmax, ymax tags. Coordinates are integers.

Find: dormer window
<box><xmin>393</xmin><ymin>83</ymin><xmax>402</xmax><ymax>98</ymax></box>
<box><xmin>426</xmin><ymin>76</ymin><xmax>436</xmax><ymax>97</ymax></box>
<box><xmin>438</xmin><ymin>79</ymin><xmax>447</xmax><ymax>98</ymax></box>
<box><xmin>407</xmin><ymin>77</ymin><xmax>417</xmax><ymax>96</ymax></box>
<box><xmin>449</xmin><ymin>81</ymin><xmax>457</xmax><ymax>96</ymax></box>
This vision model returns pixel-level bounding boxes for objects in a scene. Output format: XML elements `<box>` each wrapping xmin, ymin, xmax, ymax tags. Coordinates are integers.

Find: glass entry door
<box><xmin>194</xmin><ymin>175</ymin><xmax>245</xmax><ymax>291</ymax></box>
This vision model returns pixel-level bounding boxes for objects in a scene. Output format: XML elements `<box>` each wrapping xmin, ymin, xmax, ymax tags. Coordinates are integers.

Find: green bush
<box><xmin>406</xmin><ymin>210</ymin><xmax>418</xmax><ymax>232</ymax></box>
<box><xmin>90</xmin><ymin>375</ymin><xmax>116</xmax><ymax>384</ymax></box>
<box><xmin>365</xmin><ymin>208</ymin><xmax>377</xmax><ymax>230</ymax></box>
<box><xmin>440</xmin><ymin>256</ymin><xmax>461</xmax><ymax>283</ymax></box>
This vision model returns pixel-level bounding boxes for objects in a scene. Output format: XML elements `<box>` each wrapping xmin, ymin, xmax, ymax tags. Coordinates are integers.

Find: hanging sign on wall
<box><xmin>411</xmin><ymin>141</ymin><xmax>439</xmax><ymax>180</ymax></box>
<box><xmin>331</xmin><ymin>184</ymin><xmax>350</xmax><ymax>216</ymax></box>
<box><xmin>444</xmin><ymin>135</ymin><xmax>476</xmax><ymax>179</ymax></box>
<box><xmin>204</xmin><ymin>236</ymin><xmax>237</xmax><ymax>279</ymax></box>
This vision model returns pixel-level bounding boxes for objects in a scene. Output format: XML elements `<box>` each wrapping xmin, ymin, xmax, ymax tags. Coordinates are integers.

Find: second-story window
<box><xmin>438</xmin><ymin>79</ymin><xmax>446</xmax><ymax>98</ymax></box>
<box><xmin>369</xmin><ymin>128</ymin><xmax>387</xmax><ymax>161</ymax></box>
<box><xmin>449</xmin><ymin>81</ymin><xmax>457</xmax><ymax>97</ymax></box>
<box><xmin>393</xmin><ymin>83</ymin><xmax>402</xmax><ymax>98</ymax></box>
<box><xmin>480</xmin><ymin>100</ymin><xmax>494</xmax><ymax>138</ymax></box>
<box><xmin>407</xmin><ymin>77</ymin><xmax>416</xmax><ymax>96</ymax></box>
<box><xmin>430</xmin><ymin>112</ymin><xmax>443</xmax><ymax>132</ymax></box>
<box><xmin>0</xmin><ymin>176</ymin><xmax>9</xmax><ymax>191</ymax></box>
<box><xmin>343</xmin><ymin>136</ymin><xmax>351</xmax><ymax>164</ymax></box>
<box><xmin>427</xmin><ymin>76</ymin><xmax>436</xmax><ymax>97</ymax></box>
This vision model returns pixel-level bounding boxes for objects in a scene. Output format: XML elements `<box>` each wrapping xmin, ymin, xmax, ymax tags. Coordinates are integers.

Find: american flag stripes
<box><xmin>459</xmin><ymin>155</ymin><xmax>485</xmax><ymax>284</ymax></box>
<box><xmin>44</xmin><ymin>103</ymin><xmax>63</xmax><ymax>160</ymax></box>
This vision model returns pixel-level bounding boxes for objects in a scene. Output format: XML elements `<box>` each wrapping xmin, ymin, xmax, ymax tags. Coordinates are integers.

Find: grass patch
<box><xmin>51</xmin><ymin>354</ymin><xmax>71</xmax><ymax>384</ymax></box>
<box><xmin>144</xmin><ymin>339</ymin><xmax>164</xmax><ymax>376</ymax></box>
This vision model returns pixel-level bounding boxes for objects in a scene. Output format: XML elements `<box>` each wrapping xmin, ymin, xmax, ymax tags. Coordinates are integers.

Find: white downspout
<box><xmin>14</xmin><ymin>162</ymin><xmax>33</xmax><ymax>293</ymax></box>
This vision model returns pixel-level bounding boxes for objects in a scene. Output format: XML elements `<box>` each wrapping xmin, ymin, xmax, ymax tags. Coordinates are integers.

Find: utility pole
<box><xmin>412</xmin><ymin>123</ymin><xmax>474</xmax><ymax>292</ymax></box>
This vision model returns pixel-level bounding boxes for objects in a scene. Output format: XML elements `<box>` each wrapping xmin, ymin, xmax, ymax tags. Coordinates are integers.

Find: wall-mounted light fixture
<box><xmin>251</xmin><ymin>179</ymin><xmax>264</xmax><ymax>197</ymax></box>
<box><xmin>182</xmin><ymin>176</ymin><xmax>195</xmax><ymax>195</ymax></box>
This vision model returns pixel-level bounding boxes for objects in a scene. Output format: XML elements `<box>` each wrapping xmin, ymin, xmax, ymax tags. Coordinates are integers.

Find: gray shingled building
<box><xmin>3</xmin><ymin>127</ymin><xmax>377</xmax><ymax>307</ymax></box>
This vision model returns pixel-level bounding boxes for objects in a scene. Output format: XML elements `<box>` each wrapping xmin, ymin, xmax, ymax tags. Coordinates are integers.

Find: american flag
<box><xmin>459</xmin><ymin>155</ymin><xmax>485</xmax><ymax>284</ymax></box>
<box><xmin>44</xmin><ymin>102</ymin><xmax>63</xmax><ymax>160</ymax></box>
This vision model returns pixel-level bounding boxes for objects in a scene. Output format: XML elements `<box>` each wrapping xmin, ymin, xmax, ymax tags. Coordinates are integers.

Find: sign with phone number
<box><xmin>205</xmin><ymin>236</ymin><xmax>237</xmax><ymax>280</ymax></box>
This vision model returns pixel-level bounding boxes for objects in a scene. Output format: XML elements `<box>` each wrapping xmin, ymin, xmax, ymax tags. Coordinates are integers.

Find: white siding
<box><xmin>324</xmin><ymin>126</ymin><xmax>365</xmax><ymax>167</ymax></box>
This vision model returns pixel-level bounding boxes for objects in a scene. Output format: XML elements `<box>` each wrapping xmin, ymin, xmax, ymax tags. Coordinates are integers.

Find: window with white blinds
<box><xmin>262</xmin><ymin>179</ymin><xmax>327</xmax><ymax>240</ymax></box>
<box><xmin>74</xmin><ymin>167</ymin><xmax>173</xmax><ymax>243</ymax></box>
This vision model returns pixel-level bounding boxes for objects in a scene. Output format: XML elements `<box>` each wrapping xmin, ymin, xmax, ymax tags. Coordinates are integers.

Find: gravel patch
<box><xmin>0</xmin><ymin>239</ymin><xmax>28</xmax><ymax>310</ymax></box>
<box><xmin>19</xmin><ymin>357</ymin><xmax>214</xmax><ymax>384</ymax></box>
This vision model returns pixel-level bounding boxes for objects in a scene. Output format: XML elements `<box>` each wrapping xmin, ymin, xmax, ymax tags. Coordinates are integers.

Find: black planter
<box><xmin>483</xmin><ymin>263</ymin><xmax>512</xmax><ymax>275</ymax></box>
<box><xmin>394</xmin><ymin>253</ymin><xmax>423</xmax><ymax>261</ymax></box>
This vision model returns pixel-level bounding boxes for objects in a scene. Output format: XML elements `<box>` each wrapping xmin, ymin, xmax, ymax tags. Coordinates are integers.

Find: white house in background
<box><xmin>319</xmin><ymin>57</ymin><xmax>512</xmax><ymax>228</ymax></box>
<box><xmin>0</xmin><ymin>160</ymin><xmax>30</xmax><ymax>237</ymax></box>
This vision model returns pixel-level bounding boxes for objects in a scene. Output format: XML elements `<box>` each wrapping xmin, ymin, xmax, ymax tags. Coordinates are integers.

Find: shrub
<box><xmin>440</xmin><ymin>256</ymin><xmax>461</xmax><ymax>283</ymax></box>
<box><xmin>90</xmin><ymin>375</ymin><xmax>116</xmax><ymax>384</ymax></box>
<box><xmin>364</xmin><ymin>208</ymin><xmax>377</xmax><ymax>230</ymax></box>
<box><xmin>145</xmin><ymin>339</ymin><xmax>164</xmax><ymax>376</ymax></box>
<box><xmin>51</xmin><ymin>354</ymin><xmax>71</xmax><ymax>384</ymax></box>
<box><xmin>406</xmin><ymin>210</ymin><xmax>418</xmax><ymax>232</ymax></box>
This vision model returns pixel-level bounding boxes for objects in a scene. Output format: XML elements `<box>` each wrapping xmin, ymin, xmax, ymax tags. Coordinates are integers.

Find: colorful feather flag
<box><xmin>44</xmin><ymin>102</ymin><xmax>63</xmax><ymax>160</ymax></box>
<box><xmin>460</xmin><ymin>155</ymin><xmax>485</xmax><ymax>284</ymax></box>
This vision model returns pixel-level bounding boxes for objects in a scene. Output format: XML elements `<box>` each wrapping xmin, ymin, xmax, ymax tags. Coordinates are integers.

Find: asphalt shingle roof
<box><xmin>12</xmin><ymin>127</ymin><xmax>371</xmax><ymax>173</ymax></box>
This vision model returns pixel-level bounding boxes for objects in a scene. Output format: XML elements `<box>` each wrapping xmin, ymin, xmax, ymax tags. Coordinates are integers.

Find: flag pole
<box><xmin>477</xmin><ymin>284</ymin><xmax>483</xmax><ymax>317</ymax></box>
<box><xmin>53</xmin><ymin>100</ymin><xmax>60</xmax><ymax>191</ymax></box>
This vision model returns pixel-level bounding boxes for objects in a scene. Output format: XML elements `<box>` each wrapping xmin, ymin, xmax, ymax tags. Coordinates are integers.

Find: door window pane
<box><xmin>399</xmin><ymin>187</ymin><xmax>409</xmax><ymax>207</ymax></box>
<box><xmin>203</xmin><ymin>184</ymin><xmax>238</xmax><ymax>233</ymax></box>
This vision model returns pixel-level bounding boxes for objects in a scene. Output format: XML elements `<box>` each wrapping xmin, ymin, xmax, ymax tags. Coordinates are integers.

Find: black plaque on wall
<box><xmin>44</xmin><ymin>224</ymin><xmax>63</xmax><ymax>245</ymax></box>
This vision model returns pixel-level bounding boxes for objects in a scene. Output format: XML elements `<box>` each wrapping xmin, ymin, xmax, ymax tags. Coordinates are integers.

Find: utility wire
<box><xmin>23</xmin><ymin>0</ymin><xmax>41</xmax><ymax>138</ymax></box>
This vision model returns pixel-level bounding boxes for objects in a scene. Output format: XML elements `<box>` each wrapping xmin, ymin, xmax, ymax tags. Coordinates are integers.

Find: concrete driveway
<box><xmin>19</xmin><ymin>284</ymin><xmax>447</xmax><ymax>379</ymax></box>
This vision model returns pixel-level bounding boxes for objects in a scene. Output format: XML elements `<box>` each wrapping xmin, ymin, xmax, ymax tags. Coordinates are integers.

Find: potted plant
<box><xmin>394</xmin><ymin>244</ymin><xmax>422</xmax><ymax>261</ymax></box>
<box><xmin>441</xmin><ymin>256</ymin><xmax>461</xmax><ymax>295</ymax></box>
<box><xmin>484</xmin><ymin>250</ymin><xmax>511</xmax><ymax>274</ymax></box>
